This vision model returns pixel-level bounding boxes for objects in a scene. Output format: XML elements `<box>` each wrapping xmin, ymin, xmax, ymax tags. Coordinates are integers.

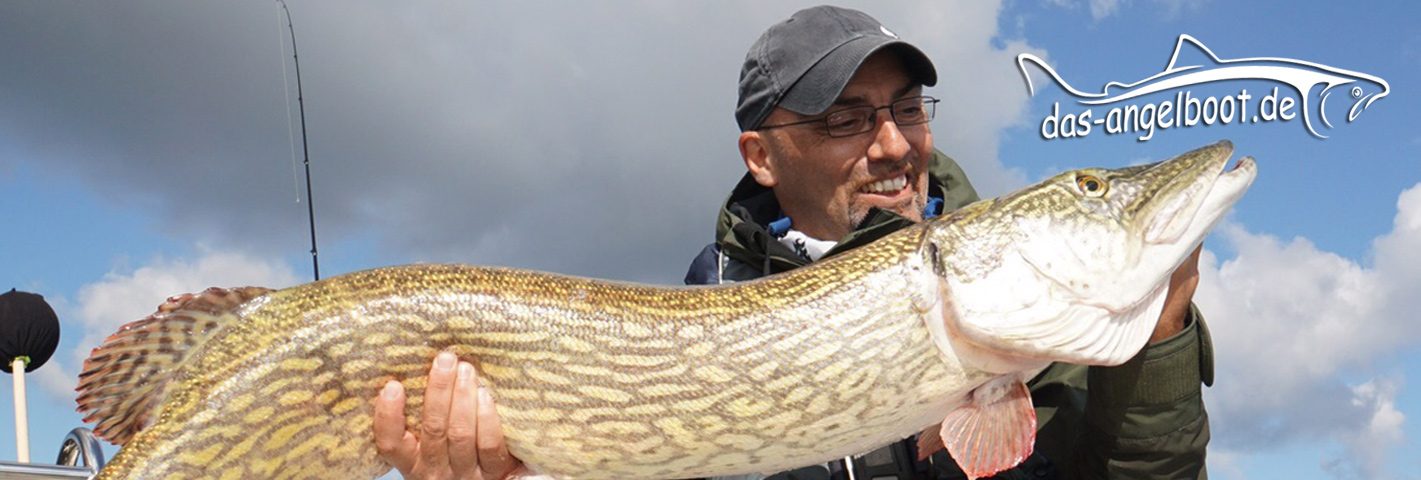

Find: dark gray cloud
<box><xmin>1</xmin><ymin>1</ymin><xmax>1033</xmax><ymax>283</ymax></box>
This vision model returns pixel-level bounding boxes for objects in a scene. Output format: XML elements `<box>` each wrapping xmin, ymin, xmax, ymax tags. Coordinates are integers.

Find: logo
<box><xmin>1017</xmin><ymin>34</ymin><xmax>1389</xmax><ymax>141</ymax></box>
<box><xmin>880</xmin><ymin>25</ymin><xmax>898</xmax><ymax>38</ymax></box>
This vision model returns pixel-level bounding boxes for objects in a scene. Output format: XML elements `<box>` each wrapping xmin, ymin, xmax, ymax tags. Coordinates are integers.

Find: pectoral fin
<box><xmin>936</xmin><ymin>376</ymin><xmax>1036</xmax><ymax>480</ymax></box>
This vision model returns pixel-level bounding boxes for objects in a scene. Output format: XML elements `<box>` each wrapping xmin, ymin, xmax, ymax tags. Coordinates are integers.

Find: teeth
<box><xmin>862</xmin><ymin>175</ymin><xmax>907</xmax><ymax>194</ymax></box>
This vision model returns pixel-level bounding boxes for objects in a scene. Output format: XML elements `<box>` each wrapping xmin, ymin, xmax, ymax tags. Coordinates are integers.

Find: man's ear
<box><xmin>739</xmin><ymin>131</ymin><xmax>778</xmax><ymax>188</ymax></box>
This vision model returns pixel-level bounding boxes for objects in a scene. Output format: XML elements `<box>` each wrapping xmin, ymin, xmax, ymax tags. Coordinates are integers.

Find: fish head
<box><xmin>925</xmin><ymin>140</ymin><xmax>1255</xmax><ymax>368</ymax></box>
<box><xmin>1341</xmin><ymin>75</ymin><xmax>1390</xmax><ymax>122</ymax></box>
<box><xmin>1015</xmin><ymin>140</ymin><xmax>1256</xmax><ymax>300</ymax></box>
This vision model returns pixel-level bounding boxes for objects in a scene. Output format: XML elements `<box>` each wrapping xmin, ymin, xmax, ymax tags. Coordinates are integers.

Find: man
<box><xmin>374</xmin><ymin>5</ymin><xmax>1212</xmax><ymax>479</ymax></box>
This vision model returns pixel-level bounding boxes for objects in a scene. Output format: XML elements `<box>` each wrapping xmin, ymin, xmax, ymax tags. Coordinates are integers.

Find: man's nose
<box><xmin>867</xmin><ymin>111</ymin><xmax>910</xmax><ymax>162</ymax></box>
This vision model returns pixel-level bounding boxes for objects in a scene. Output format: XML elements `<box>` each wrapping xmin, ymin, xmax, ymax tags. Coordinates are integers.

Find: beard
<box><xmin>845</xmin><ymin>189</ymin><xmax>929</xmax><ymax>232</ymax></box>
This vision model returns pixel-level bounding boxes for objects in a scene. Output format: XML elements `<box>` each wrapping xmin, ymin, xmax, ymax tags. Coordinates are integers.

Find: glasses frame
<box><xmin>757</xmin><ymin>96</ymin><xmax>939</xmax><ymax>138</ymax></box>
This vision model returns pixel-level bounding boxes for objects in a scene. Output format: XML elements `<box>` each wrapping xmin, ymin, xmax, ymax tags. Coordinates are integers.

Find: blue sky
<box><xmin>1</xmin><ymin>1</ymin><xmax>1418</xmax><ymax>478</ymax></box>
<box><xmin>996</xmin><ymin>1</ymin><xmax>1421</xmax><ymax>478</ymax></box>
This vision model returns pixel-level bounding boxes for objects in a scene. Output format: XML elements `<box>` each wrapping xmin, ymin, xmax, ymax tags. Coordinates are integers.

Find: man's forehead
<box><xmin>833</xmin><ymin>83</ymin><xmax>922</xmax><ymax>107</ymax></box>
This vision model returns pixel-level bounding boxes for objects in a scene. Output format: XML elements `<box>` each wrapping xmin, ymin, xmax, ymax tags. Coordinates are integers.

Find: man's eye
<box><xmin>897</xmin><ymin>105</ymin><xmax>924</xmax><ymax>119</ymax></box>
<box><xmin>827</xmin><ymin>115</ymin><xmax>866</xmax><ymax>132</ymax></box>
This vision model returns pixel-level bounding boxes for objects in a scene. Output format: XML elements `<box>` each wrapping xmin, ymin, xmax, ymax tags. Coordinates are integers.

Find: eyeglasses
<box><xmin>758</xmin><ymin>96</ymin><xmax>939</xmax><ymax>138</ymax></box>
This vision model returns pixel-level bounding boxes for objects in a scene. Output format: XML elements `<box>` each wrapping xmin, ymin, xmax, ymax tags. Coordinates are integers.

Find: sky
<box><xmin>0</xmin><ymin>0</ymin><xmax>1417</xmax><ymax>478</ymax></box>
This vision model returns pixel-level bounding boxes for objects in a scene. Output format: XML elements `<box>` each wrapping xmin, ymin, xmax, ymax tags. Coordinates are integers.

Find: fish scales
<box><xmin>80</xmin><ymin>141</ymin><xmax>1256</xmax><ymax>479</ymax></box>
<box><xmin>91</xmin><ymin>227</ymin><xmax>981</xmax><ymax>480</ymax></box>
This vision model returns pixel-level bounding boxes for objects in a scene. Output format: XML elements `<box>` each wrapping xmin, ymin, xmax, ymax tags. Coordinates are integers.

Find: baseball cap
<box><xmin>735</xmin><ymin>5</ymin><xmax>938</xmax><ymax>131</ymax></box>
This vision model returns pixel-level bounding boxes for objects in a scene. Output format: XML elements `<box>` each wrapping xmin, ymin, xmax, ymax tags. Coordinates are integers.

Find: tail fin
<box><xmin>1015</xmin><ymin>53</ymin><xmax>1100</xmax><ymax>99</ymax></box>
<box><xmin>75</xmin><ymin>286</ymin><xmax>273</xmax><ymax>445</ymax></box>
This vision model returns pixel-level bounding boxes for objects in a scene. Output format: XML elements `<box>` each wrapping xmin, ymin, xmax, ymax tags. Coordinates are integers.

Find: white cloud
<box><xmin>36</xmin><ymin>249</ymin><xmax>300</xmax><ymax>399</ymax></box>
<box><xmin>1338</xmin><ymin>378</ymin><xmax>1405</xmax><ymax>479</ymax></box>
<box><xmin>1196</xmin><ymin>182</ymin><xmax>1421</xmax><ymax>478</ymax></box>
<box><xmin>1043</xmin><ymin>0</ymin><xmax>1207</xmax><ymax>20</ymax></box>
<box><xmin>1089</xmin><ymin>0</ymin><xmax>1126</xmax><ymax>20</ymax></box>
<box><xmin>1037</xmin><ymin>0</ymin><xmax>1127</xmax><ymax>20</ymax></box>
<box><xmin>1153</xmin><ymin>0</ymin><xmax>1209</xmax><ymax>19</ymax></box>
<box><xmin>1207</xmin><ymin>449</ymin><xmax>1248</xmax><ymax>480</ymax></box>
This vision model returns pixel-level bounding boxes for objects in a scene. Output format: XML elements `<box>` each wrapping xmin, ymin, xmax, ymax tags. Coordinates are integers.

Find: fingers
<box><xmin>475</xmin><ymin>373</ymin><xmax>520</xmax><ymax>479</ymax></box>
<box><xmin>1151</xmin><ymin>245</ymin><xmax>1204</xmax><ymax>344</ymax></box>
<box><xmin>1168</xmin><ymin>245</ymin><xmax>1202</xmax><ymax>300</ymax></box>
<box><xmin>372</xmin><ymin>353</ymin><xmax>520</xmax><ymax>480</ymax></box>
<box><xmin>418</xmin><ymin>351</ymin><xmax>459</xmax><ymax>472</ymax></box>
<box><xmin>373</xmin><ymin>380</ymin><xmax>418</xmax><ymax>474</ymax></box>
<box><xmin>914</xmin><ymin>423</ymin><xmax>945</xmax><ymax>461</ymax></box>
<box><xmin>446</xmin><ymin>362</ymin><xmax>481</xmax><ymax>475</ymax></box>
<box><xmin>1174</xmin><ymin>245</ymin><xmax>1203</xmax><ymax>281</ymax></box>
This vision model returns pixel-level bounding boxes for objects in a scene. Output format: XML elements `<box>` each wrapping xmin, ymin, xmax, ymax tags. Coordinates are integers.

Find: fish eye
<box><xmin>1075</xmin><ymin>175</ymin><xmax>1108</xmax><ymax>197</ymax></box>
<box><xmin>1351</xmin><ymin>86</ymin><xmax>1363</xmax><ymax>98</ymax></box>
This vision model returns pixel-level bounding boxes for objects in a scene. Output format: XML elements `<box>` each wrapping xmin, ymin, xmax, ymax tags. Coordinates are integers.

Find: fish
<box><xmin>1016</xmin><ymin>34</ymin><xmax>1389</xmax><ymax>138</ymax></box>
<box><xmin>76</xmin><ymin>141</ymin><xmax>1255</xmax><ymax>480</ymax></box>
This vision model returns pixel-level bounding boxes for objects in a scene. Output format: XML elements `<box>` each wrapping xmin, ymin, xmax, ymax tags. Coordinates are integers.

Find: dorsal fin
<box><xmin>1164</xmin><ymin>34</ymin><xmax>1224</xmax><ymax>71</ymax></box>
<box><xmin>75</xmin><ymin>286</ymin><xmax>272</xmax><ymax>445</ymax></box>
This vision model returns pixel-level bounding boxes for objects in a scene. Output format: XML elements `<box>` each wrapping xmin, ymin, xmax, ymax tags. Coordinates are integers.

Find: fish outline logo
<box><xmin>1017</xmin><ymin>34</ymin><xmax>1390</xmax><ymax>138</ymax></box>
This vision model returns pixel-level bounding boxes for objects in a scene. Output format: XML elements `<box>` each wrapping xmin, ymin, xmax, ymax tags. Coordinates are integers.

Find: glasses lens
<box><xmin>892</xmin><ymin>97</ymin><xmax>934</xmax><ymax>125</ymax></box>
<box><xmin>820</xmin><ymin>97</ymin><xmax>936</xmax><ymax>137</ymax></box>
<box><xmin>825</xmin><ymin>107</ymin><xmax>874</xmax><ymax>137</ymax></box>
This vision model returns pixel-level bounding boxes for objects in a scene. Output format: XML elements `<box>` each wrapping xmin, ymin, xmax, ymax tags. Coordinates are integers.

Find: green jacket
<box><xmin>683</xmin><ymin>150</ymin><xmax>1212</xmax><ymax>479</ymax></box>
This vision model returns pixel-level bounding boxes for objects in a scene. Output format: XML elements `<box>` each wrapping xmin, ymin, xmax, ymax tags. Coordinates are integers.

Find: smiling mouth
<box><xmin>861</xmin><ymin>174</ymin><xmax>909</xmax><ymax>194</ymax></box>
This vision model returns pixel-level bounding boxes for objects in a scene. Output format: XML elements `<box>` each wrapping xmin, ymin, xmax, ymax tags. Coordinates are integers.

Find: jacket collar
<box><xmin>713</xmin><ymin>149</ymin><xmax>978</xmax><ymax>275</ymax></box>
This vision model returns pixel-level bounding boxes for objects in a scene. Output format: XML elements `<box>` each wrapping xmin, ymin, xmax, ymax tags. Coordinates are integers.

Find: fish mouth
<box><xmin>1143</xmin><ymin>140</ymin><xmax>1256</xmax><ymax>247</ymax></box>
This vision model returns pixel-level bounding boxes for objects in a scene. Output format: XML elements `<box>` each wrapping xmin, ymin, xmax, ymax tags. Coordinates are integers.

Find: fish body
<box><xmin>79</xmin><ymin>141</ymin><xmax>1255</xmax><ymax>479</ymax></box>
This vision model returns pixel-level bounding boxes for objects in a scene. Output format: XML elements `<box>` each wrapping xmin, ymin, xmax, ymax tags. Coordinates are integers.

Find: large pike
<box><xmin>78</xmin><ymin>141</ymin><xmax>1255</xmax><ymax>479</ymax></box>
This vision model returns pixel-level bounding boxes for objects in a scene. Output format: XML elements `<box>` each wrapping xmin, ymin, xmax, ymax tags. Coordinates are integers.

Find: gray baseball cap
<box><xmin>735</xmin><ymin>5</ymin><xmax>937</xmax><ymax>131</ymax></box>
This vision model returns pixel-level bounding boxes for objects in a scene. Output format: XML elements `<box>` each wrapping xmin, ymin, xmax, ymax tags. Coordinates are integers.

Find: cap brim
<box><xmin>778</xmin><ymin>37</ymin><xmax>938</xmax><ymax>116</ymax></box>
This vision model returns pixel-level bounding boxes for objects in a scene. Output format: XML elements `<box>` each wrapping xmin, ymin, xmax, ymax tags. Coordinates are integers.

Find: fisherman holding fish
<box><xmin>374</xmin><ymin>5</ymin><xmax>1214</xmax><ymax>480</ymax></box>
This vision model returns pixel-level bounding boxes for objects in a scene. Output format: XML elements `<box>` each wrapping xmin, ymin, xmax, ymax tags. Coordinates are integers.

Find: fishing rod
<box><xmin>277</xmin><ymin>0</ymin><xmax>320</xmax><ymax>280</ymax></box>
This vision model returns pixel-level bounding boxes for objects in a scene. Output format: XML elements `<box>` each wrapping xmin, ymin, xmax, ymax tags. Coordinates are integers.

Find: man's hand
<box><xmin>1150</xmin><ymin>245</ymin><xmax>1202</xmax><ymax>344</ymax></box>
<box><xmin>373</xmin><ymin>351</ymin><xmax>527</xmax><ymax>480</ymax></box>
